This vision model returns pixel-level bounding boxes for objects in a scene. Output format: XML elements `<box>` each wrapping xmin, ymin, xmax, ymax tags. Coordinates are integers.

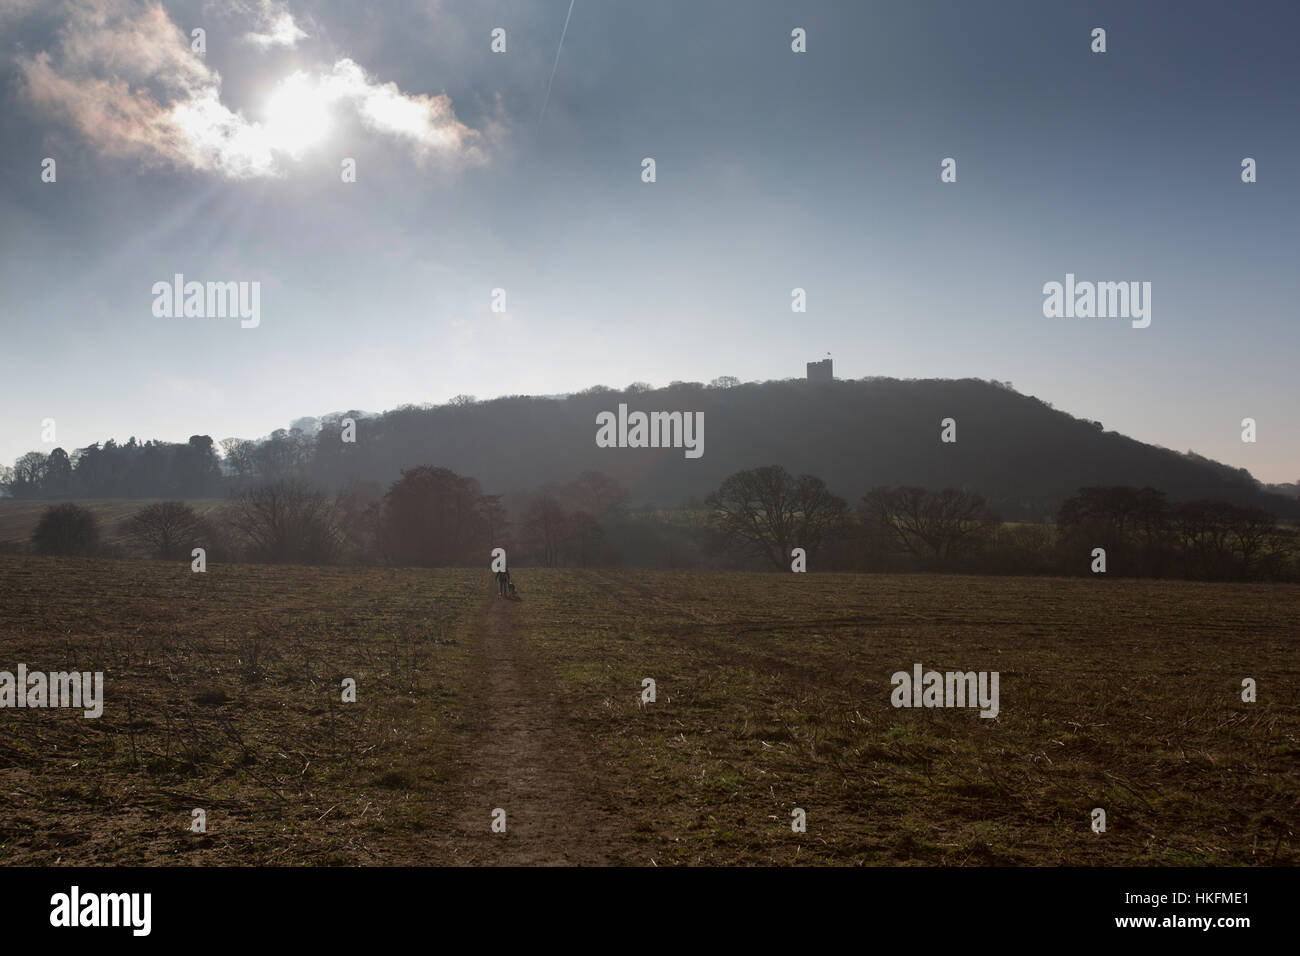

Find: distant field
<box><xmin>0</xmin><ymin>499</ymin><xmax>226</xmax><ymax>550</ymax></box>
<box><xmin>0</xmin><ymin>556</ymin><xmax>1295</xmax><ymax>865</ymax></box>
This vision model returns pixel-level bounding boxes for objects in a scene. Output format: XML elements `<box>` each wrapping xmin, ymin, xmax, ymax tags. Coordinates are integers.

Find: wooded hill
<box><xmin>6</xmin><ymin>377</ymin><xmax>1294</xmax><ymax>520</ymax></box>
<box><xmin>301</xmin><ymin>377</ymin><xmax>1293</xmax><ymax>520</ymax></box>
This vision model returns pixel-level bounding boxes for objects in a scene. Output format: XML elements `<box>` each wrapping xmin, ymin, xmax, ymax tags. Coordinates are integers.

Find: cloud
<box><xmin>320</xmin><ymin>59</ymin><xmax>484</xmax><ymax>161</ymax></box>
<box><xmin>241</xmin><ymin>1</ymin><xmax>308</xmax><ymax>49</ymax></box>
<box><xmin>0</xmin><ymin>0</ymin><xmax>52</xmax><ymax>28</ymax></box>
<box><xmin>17</xmin><ymin>0</ymin><xmax>485</xmax><ymax>178</ymax></box>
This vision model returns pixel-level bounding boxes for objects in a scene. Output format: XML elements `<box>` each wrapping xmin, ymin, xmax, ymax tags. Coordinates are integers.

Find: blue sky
<box><xmin>1</xmin><ymin>0</ymin><xmax>1296</xmax><ymax>482</ymax></box>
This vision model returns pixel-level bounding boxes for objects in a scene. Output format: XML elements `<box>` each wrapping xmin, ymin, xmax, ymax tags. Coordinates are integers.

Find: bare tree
<box><xmin>706</xmin><ymin>465</ymin><xmax>847</xmax><ymax>570</ymax></box>
<box><xmin>120</xmin><ymin>501</ymin><xmax>208</xmax><ymax>559</ymax></box>
<box><xmin>227</xmin><ymin>480</ymin><xmax>343</xmax><ymax>564</ymax></box>
<box><xmin>481</xmin><ymin>493</ymin><xmax>511</xmax><ymax>552</ymax></box>
<box><xmin>1228</xmin><ymin>506</ymin><xmax>1280</xmax><ymax>576</ymax></box>
<box><xmin>1170</xmin><ymin>499</ymin><xmax>1283</xmax><ymax>579</ymax></box>
<box><xmin>11</xmin><ymin>451</ymin><xmax>48</xmax><ymax>497</ymax></box>
<box><xmin>220</xmin><ymin>438</ymin><xmax>257</xmax><ymax>481</ymax></box>
<box><xmin>32</xmin><ymin>503</ymin><xmax>99</xmax><ymax>556</ymax></box>
<box><xmin>862</xmin><ymin>486</ymin><xmax>999</xmax><ymax>564</ymax></box>
<box><xmin>334</xmin><ymin>480</ymin><xmax>382</xmax><ymax>562</ymax></box>
<box><xmin>521</xmin><ymin>494</ymin><xmax>566</xmax><ymax>567</ymax></box>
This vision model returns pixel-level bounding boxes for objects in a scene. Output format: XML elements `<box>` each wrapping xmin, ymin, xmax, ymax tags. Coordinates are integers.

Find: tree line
<box><xmin>14</xmin><ymin>467</ymin><xmax>631</xmax><ymax>570</ymax></box>
<box><xmin>2</xmin><ymin>436</ymin><xmax>222</xmax><ymax>499</ymax></box>
<box><xmin>703</xmin><ymin>466</ymin><xmax>1296</xmax><ymax>580</ymax></box>
<box><xmin>11</xmin><ymin>462</ymin><xmax>1297</xmax><ymax>582</ymax></box>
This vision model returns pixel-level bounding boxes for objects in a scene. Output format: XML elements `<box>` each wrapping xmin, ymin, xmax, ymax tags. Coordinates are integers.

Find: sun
<box><xmin>263</xmin><ymin>72</ymin><xmax>333</xmax><ymax>157</ymax></box>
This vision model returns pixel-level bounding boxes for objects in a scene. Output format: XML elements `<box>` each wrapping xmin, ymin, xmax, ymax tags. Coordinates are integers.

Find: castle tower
<box><xmin>806</xmin><ymin>358</ymin><xmax>833</xmax><ymax>383</ymax></box>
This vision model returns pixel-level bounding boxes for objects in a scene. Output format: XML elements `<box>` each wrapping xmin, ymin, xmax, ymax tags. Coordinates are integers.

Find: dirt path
<box><xmin>433</xmin><ymin>592</ymin><xmax>629</xmax><ymax>865</ymax></box>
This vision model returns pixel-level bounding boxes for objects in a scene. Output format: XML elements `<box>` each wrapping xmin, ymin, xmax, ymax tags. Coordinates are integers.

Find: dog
<box><xmin>507</xmin><ymin>581</ymin><xmax>519</xmax><ymax>599</ymax></box>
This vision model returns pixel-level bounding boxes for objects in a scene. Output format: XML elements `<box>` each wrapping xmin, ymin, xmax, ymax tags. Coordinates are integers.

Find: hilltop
<box><xmin>301</xmin><ymin>377</ymin><xmax>1294</xmax><ymax>519</ymax></box>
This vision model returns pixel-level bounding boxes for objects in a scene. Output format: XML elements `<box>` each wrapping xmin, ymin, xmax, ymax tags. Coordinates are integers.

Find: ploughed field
<box><xmin>0</xmin><ymin>555</ymin><xmax>1295</xmax><ymax>865</ymax></box>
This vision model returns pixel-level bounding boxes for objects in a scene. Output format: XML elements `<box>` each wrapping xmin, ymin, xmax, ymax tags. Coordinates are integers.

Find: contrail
<box><xmin>539</xmin><ymin>0</ymin><xmax>576</xmax><ymax>124</ymax></box>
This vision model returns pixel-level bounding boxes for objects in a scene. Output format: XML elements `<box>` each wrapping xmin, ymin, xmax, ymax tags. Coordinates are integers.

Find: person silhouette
<box><xmin>495</xmin><ymin>568</ymin><xmax>511</xmax><ymax>597</ymax></box>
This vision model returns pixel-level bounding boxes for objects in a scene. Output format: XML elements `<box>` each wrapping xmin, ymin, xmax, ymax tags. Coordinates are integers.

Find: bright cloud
<box><xmin>243</xmin><ymin>2</ymin><xmax>308</xmax><ymax>49</ymax></box>
<box><xmin>18</xmin><ymin>0</ymin><xmax>485</xmax><ymax>178</ymax></box>
<box><xmin>263</xmin><ymin>71</ymin><xmax>332</xmax><ymax>157</ymax></box>
<box><xmin>320</xmin><ymin>59</ymin><xmax>483</xmax><ymax>159</ymax></box>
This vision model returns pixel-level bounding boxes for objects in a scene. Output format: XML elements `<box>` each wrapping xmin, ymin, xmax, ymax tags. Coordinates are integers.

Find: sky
<box><xmin>1</xmin><ymin>0</ymin><xmax>1296</xmax><ymax>483</ymax></box>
